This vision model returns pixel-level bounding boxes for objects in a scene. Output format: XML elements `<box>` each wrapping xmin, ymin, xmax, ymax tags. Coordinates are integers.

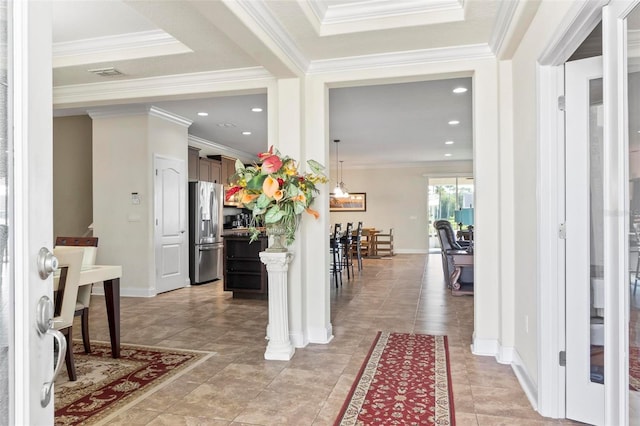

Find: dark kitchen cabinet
<box><xmin>223</xmin><ymin>234</ymin><xmax>268</xmax><ymax>298</ymax></box>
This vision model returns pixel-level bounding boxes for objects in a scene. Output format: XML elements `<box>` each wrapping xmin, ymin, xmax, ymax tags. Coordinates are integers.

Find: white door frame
<box><xmin>12</xmin><ymin>1</ymin><xmax>55</xmax><ymax>424</ymax></box>
<box><xmin>537</xmin><ymin>0</ymin><xmax>636</xmax><ymax>423</ymax></box>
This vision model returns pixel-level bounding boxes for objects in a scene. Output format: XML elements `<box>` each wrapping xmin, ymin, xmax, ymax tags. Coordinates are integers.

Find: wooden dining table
<box><xmin>54</xmin><ymin>264</ymin><xmax>123</xmax><ymax>358</ymax></box>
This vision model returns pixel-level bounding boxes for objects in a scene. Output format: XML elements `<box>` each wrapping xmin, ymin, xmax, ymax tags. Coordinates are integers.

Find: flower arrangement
<box><xmin>226</xmin><ymin>146</ymin><xmax>328</xmax><ymax>245</ymax></box>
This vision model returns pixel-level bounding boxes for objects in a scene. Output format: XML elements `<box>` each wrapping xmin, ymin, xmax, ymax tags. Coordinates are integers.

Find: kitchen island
<box><xmin>222</xmin><ymin>230</ymin><xmax>268</xmax><ymax>298</ymax></box>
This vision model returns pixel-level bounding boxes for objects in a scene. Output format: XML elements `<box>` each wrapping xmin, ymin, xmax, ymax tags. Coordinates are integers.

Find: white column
<box><xmin>259</xmin><ymin>251</ymin><xmax>295</xmax><ymax>360</ymax></box>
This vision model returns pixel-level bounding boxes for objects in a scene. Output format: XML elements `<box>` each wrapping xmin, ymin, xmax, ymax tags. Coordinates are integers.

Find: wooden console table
<box><xmin>450</xmin><ymin>250</ymin><xmax>474</xmax><ymax>296</ymax></box>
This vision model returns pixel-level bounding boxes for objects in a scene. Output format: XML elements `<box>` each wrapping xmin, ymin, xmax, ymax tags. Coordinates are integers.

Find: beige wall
<box><xmin>330</xmin><ymin>161</ymin><xmax>473</xmax><ymax>253</ymax></box>
<box><xmin>53</xmin><ymin>115</ymin><xmax>93</xmax><ymax>238</ymax></box>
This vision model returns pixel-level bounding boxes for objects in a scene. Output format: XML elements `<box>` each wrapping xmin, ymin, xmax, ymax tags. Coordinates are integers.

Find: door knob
<box><xmin>37</xmin><ymin>247</ymin><xmax>58</xmax><ymax>280</ymax></box>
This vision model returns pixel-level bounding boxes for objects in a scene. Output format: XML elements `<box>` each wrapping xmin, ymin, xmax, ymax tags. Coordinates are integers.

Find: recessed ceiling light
<box><xmin>242</xmin><ymin>131</ymin><xmax>252</xmax><ymax>135</ymax></box>
<box><xmin>452</xmin><ymin>87</ymin><xmax>467</xmax><ymax>94</ymax></box>
<box><xmin>197</xmin><ymin>112</ymin><xmax>208</xmax><ymax>117</ymax></box>
<box><xmin>445</xmin><ymin>140</ymin><xmax>454</xmax><ymax>145</ymax></box>
<box><xmin>448</xmin><ymin>120</ymin><xmax>460</xmax><ymax>125</ymax></box>
<box><xmin>444</xmin><ymin>153</ymin><xmax>452</xmax><ymax>157</ymax></box>
<box><xmin>251</xmin><ymin>107</ymin><xmax>263</xmax><ymax>112</ymax></box>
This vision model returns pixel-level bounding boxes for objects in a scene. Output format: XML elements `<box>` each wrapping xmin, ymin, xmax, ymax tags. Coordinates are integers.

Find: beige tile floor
<box><xmin>80</xmin><ymin>254</ymin><xmax>579</xmax><ymax>425</ymax></box>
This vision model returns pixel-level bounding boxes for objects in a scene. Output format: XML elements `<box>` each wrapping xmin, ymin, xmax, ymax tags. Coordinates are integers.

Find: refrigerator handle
<box><xmin>211</xmin><ymin>186</ymin><xmax>217</xmax><ymax>235</ymax></box>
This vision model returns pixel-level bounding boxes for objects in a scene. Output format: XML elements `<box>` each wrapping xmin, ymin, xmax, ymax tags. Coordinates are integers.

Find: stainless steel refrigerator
<box><xmin>189</xmin><ymin>181</ymin><xmax>224</xmax><ymax>284</ymax></box>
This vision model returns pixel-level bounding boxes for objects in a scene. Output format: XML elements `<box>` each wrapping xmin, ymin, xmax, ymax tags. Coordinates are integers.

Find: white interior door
<box><xmin>154</xmin><ymin>155</ymin><xmax>187</xmax><ymax>293</ymax></box>
<box><xmin>9</xmin><ymin>1</ymin><xmax>56</xmax><ymax>424</ymax></box>
<box><xmin>565</xmin><ymin>55</ymin><xmax>605</xmax><ymax>425</ymax></box>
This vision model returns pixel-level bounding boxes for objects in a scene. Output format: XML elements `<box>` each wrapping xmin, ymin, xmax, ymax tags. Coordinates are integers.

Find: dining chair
<box><xmin>330</xmin><ymin>223</ymin><xmax>343</xmax><ymax>287</ymax></box>
<box><xmin>55</xmin><ymin>236</ymin><xmax>99</xmax><ymax>353</ymax></box>
<box><xmin>53</xmin><ymin>247</ymin><xmax>84</xmax><ymax>381</ymax></box>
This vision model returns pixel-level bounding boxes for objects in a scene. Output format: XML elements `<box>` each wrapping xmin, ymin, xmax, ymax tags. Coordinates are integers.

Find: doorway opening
<box><xmin>427</xmin><ymin>176</ymin><xmax>474</xmax><ymax>253</ymax></box>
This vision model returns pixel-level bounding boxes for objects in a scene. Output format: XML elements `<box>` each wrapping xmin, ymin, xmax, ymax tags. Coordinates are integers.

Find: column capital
<box><xmin>259</xmin><ymin>251</ymin><xmax>294</xmax><ymax>271</ymax></box>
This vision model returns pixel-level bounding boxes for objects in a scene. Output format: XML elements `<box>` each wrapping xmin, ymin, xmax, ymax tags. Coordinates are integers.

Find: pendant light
<box><xmin>333</xmin><ymin>139</ymin><xmax>349</xmax><ymax>198</ymax></box>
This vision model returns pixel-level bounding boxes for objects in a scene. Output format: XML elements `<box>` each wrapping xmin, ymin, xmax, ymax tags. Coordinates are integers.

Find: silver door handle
<box><xmin>35</xmin><ymin>296</ymin><xmax>66</xmax><ymax>407</ymax></box>
<box><xmin>199</xmin><ymin>247</ymin><xmax>217</xmax><ymax>251</ymax></box>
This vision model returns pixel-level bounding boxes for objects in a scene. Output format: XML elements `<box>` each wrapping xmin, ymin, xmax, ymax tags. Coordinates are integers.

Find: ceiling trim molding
<box><xmin>234</xmin><ymin>0</ymin><xmax>309</xmax><ymax>74</ymax></box>
<box><xmin>629</xmin><ymin>29</ymin><xmax>640</xmax><ymax>58</ymax></box>
<box><xmin>299</xmin><ymin>0</ymin><xmax>464</xmax><ymax>36</ymax></box>
<box><xmin>148</xmin><ymin>106</ymin><xmax>192</xmax><ymax>127</ymax></box>
<box><xmin>54</xmin><ymin>67</ymin><xmax>274</xmax><ymax>107</ymax></box>
<box><xmin>53</xmin><ymin>29</ymin><xmax>191</xmax><ymax>60</ymax></box>
<box><xmin>307</xmin><ymin>44</ymin><xmax>494</xmax><ymax>74</ymax></box>
<box><xmin>322</xmin><ymin>0</ymin><xmax>462</xmax><ymax>23</ymax></box>
<box><xmin>188</xmin><ymin>134</ymin><xmax>255</xmax><ymax>163</ymax></box>
<box><xmin>489</xmin><ymin>0</ymin><xmax>519</xmax><ymax>56</ymax></box>
<box><xmin>87</xmin><ymin>105</ymin><xmax>191</xmax><ymax>127</ymax></box>
<box><xmin>538</xmin><ymin>0</ymin><xmax>606</xmax><ymax>66</ymax></box>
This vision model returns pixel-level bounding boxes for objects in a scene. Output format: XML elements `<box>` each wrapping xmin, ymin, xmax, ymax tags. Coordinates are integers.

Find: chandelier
<box><xmin>333</xmin><ymin>139</ymin><xmax>349</xmax><ymax>198</ymax></box>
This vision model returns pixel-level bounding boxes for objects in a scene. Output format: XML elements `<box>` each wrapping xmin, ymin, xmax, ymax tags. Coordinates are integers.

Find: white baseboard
<box><xmin>394</xmin><ymin>249</ymin><xmax>428</xmax><ymax>254</ymax></box>
<box><xmin>91</xmin><ymin>283</ymin><xmax>157</xmax><ymax>298</ymax></box>
<box><xmin>511</xmin><ymin>349</ymin><xmax>538</xmax><ymax>411</ymax></box>
<box><xmin>471</xmin><ymin>335</ymin><xmax>499</xmax><ymax>356</ymax></box>
<box><xmin>306</xmin><ymin>324</ymin><xmax>334</xmax><ymax>344</ymax></box>
<box><xmin>290</xmin><ymin>331</ymin><xmax>307</xmax><ymax>348</ymax></box>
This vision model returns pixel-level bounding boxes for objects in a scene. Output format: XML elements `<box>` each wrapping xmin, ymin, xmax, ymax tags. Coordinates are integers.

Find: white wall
<box><xmin>330</xmin><ymin>161</ymin><xmax>473</xmax><ymax>253</ymax></box>
<box><xmin>91</xmin><ymin>109</ymin><xmax>190</xmax><ymax>296</ymax></box>
<box><xmin>92</xmin><ymin>114</ymin><xmax>152</xmax><ymax>296</ymax></box>
<box><xmin>53</xmin><ymin>115</ymin><xmax>92</xmax><ymax>238</ymax></box>
<box><xmin>509</xmin><ymin>0</ymin><xmax>577</xmax><ymax>386</ymax></box>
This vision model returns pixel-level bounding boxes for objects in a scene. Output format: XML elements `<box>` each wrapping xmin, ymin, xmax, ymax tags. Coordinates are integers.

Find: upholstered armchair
<box><xmin>434</xmin><ymin>220</ymin><xmax>473</xmax><ymax>289</ymax></box>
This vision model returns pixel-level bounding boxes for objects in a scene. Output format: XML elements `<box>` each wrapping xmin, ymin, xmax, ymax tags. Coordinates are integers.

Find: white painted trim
<box><xmin>52</xmin><ymin>29</ymin><xmax>191</xmax><ymax>68</ymax></box>
<box><xmin>489</xmin><ymin>0</ymin><xmax>519</xmax><ymax>56</ymax></box>
<box><xmin>148</xmin><ymin>106</ymin><xmax>192</xmax><ymax>128</ymax></box>
<box><xmin>471</xmin><ymin>334</ymin><xmax>499</xmax><ymax>357</ymax></box>
<box><xmin>350</xmin><ymin>160</ymin><xmax>473</xmax><ymax>170</ymax></box>
<box><xmin>53</xmin><ymin>67</ymin><xmax>274</xmax><ymax>107</ymax></box>
<box><xmin>536</xmin><ymin>64</ymin><xmax>566</xmax><ymax>419</ymax></box>
<box><xmin>306</xmin><ymin>325</ymin><xmax>334</xmax><ymax>344</ymax></box>
<box><xmin>235</xmin><ymin>0</ymin><xmax>308</xmax><ymax>74</ymax></box>
<box><xmin>323</xmin><ymin>0</ymin><xmax>462</xmax><ymax>23</ymax></box>
<box><xmin>394</xmin><ymin>249</ymin><xmax>428</xmax><ymax>254</ymax></box>
<box><xmin>307</xmin><ymin>44</ymin><xmax>494</xmax><ymax>74</ymax></box>
<box><xmin>538</xmin><ymin>0</ymin><xmax>606</xmax><ymax>66</ymax></box>
<box><xmin>187</xmin><ymin>134</ymin><xmax>255</xmax><ymax>164</ymax></box>
<box><xmin>602</xmin><ymin>3</ymin><xmax>639</xmax><ymax>424</ymax></box>
<box><xmin>289</xmin><ymin>331</ymin><xmax>307</xmax><ymax>348</ymax></box>
<box><xmin>497</xmin><ymin>345</ymin><xmax>514</xmax><ymax>364</ymax></box>
<box><xmin>53</xmin><ymin>29</ymin><xmax>186</xmax><ymax>57</ymax></box>
<box><xmin>512</xmin><ymin>349</ymin><xmax>540</xmax><ymax>413</ymax></box>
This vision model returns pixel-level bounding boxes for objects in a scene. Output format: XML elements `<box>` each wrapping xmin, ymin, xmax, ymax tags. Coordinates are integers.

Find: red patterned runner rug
<box><xmin>55</xmin><ymin>341</ymin><xmax>213</xmax><ymax>425</ymax></box>
<box><xmin>335</xmin><ymin>332</ymin><xmax>455</xmax><ymax>426</ymax></box>
<box><xmin>631</xmin><ymin>346</ymin><xmax>640</xmax><ymax>391</ymax></box>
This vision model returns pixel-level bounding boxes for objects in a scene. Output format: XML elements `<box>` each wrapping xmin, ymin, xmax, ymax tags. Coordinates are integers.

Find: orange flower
<box><xmin>292</xmin><ymin>193</ymin><xmax>307</xmax><ymax>203</ymax></box>
<box><xmin>241</xmin><ymin>193</ymin><xmax>259</xmax><ymax>204</ymax></box>
<box><xmin>273</xmin><ymin>190</ymin><xmax>284</xmax><ymax>201</ymax></box>
<box><xmin>262</xmin><ymin>176</ymin><xmax>279</xmax><ymax>198</ymax></box>
<box><xmin>305</xmin><ymin>207</ymin><xmax>320</xmax><ymax>219</ymax></box>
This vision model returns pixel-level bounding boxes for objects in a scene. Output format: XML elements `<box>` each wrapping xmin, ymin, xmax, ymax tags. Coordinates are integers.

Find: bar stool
<box><xmin>330</xmin><ymin>223</ymin><xmax>343</xmax><ymax>287</ymax></box>
<box><xmin>340</xmin><ymin>222</ymin><xmax>354</xmax><ymax>279</ymax></box>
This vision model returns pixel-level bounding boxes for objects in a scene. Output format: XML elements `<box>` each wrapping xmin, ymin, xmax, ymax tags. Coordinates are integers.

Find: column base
<box><xmin>265</xmin><ymin>340</ymin><xmax>295</xmax><ymax>360</ymax></box>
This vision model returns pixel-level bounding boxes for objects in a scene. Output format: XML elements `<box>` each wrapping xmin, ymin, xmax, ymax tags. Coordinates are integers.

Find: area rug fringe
<box><xmin>335</xmin><ymin>331</ymin><xmax>455</xmax><ymax>426</ymax></box>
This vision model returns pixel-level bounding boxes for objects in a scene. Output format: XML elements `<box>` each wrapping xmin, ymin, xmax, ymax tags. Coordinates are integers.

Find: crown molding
<box><xmin>234</xmin><ymin>0</ymin><xmax>309</xmax><ymax>74</ymax></box>
<box><xmin>299</xmin><ymin>0</ymin><xmax>464</xmax><ymax>36</ymax></box>
<box><xmin>86</xmin><ymin>105</ymin><xmax>191</xmax><ymax>127</ymax></box>
<box><xmin>307</xmin><ymin>43</ymin><xmax>493</xmax><ymax>74</ymax></box>
<box><xmin>489</xmin><ymin>0</ymin><xmax>519</xmax><ymax>57</ymax></box>
<box><xmin>53</xmin><ymin>29</ymin><xmax>192</xmax><ymax>68</ymax></box>
<box><xmin>148</xmin><ymin>107</ymin><xmax>192</xmax><ymax>127</ymax></box>
<box><xmin>188</xmin><ymin>134</ymin><xmax>255</xmax><ymax>163</ymax></box>
<box><xmin>54</xmin><ymin>67</ymin><xmax>274</xmax><ymax>107</ymax></box>
<box><xmin>629</xmin><ymin>30</ymin><xmax>640</xmax><ymax>59</ymax></box>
